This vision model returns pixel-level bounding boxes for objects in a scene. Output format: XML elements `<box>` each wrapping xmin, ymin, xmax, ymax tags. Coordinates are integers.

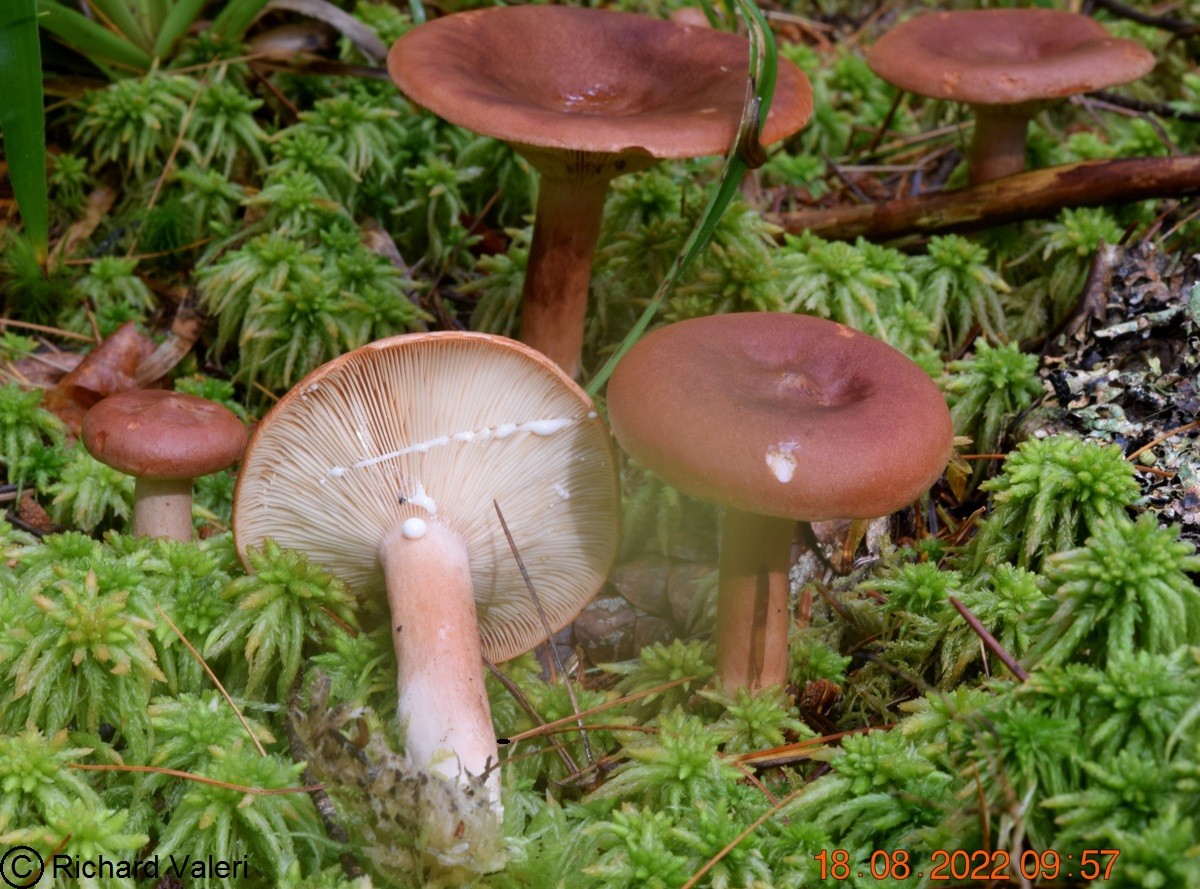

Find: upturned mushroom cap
<box><xmin>606</xmin><ymin>314</ymin><xmax>953</xmax><ymax>522</ymax></box>
<box><xmin>866</xmin><ymin>10</ymin><xmax>1154</xmax><ymax>106</ymax></box>
<box><xmin>83</xmin><ymin>389</ymin><xmax>248</xmax><ymax>480</ymax></box>
<box><xmin>387</xmin><ymin>6</ymin><xmax>813</xmax><ymax>170</ymax></box>
<box><xmin>233</xmin><ymin>331</ymin><xmax>619</xmax><ymax>662</ymax></box>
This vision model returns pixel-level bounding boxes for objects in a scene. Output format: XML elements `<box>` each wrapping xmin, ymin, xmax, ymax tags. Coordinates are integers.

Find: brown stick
<box><xmin>770</xmin><ymin>156</ymin><xmax>1200</xmax><ymax>242</ymax></box>
<box><xmin>948</xmin><ymin>596</ymin><xmax>1028</xmax><ymax>682</ymax></box>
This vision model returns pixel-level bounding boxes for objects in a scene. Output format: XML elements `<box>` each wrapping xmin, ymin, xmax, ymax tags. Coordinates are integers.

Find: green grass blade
<box><xmin>0</xmin><ymin>0</ymin><xmax>49</xmax><ymax>258</ymax></box>
<box><xmin>585</xmin><ymin>0</ymin><xmax>778</xmax><ymax>397</ymax></box>
<box><xmin>154</xmin><ymin>0</ymin><xmax>207</xmax><ymax>61</ymax></box>
<box><xmin>210</xmin><ymin>0</ymin><xmax>273</xmax><ymax>42</ymax></box>
<box><xmin>144</xmin><ymin>0</ymin><xmax>170</xmax><ymax>42</ymax></box>
<box><xmin>36</xmin><ymin>0</ymin><xmax>153</xmax><ymax>71</ymax></box>
<box><xmin>86</xmin><ymin>0</ymin><xmax>153</xmax><ymax>52</ymax></box>
<box><xmin>408</xmin><ymin>0</ymin><xmax>427</xmax><ymax>25</ymax></box>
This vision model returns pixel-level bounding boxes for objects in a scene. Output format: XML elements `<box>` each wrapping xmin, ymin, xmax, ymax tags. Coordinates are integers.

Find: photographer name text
<box><xmin>53</xmin><ymin>853</ymin><xmax>251</xmax><ymax>881</ymax></box>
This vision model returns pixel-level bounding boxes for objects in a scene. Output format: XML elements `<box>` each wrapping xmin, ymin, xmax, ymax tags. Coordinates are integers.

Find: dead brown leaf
<box><xmin>3</xmin><ymin>349</ymin><xmax>84</xmax><ymax>389</ymax></box>
<box><xmin>44</xmin><ymin>321</ymin><xmax>156</xmax><ymax>435</ymax></box>
<box><xmin>53</xmin><ymin>185</ymin><xmax>119</xmax><ymax>261</ymax></box>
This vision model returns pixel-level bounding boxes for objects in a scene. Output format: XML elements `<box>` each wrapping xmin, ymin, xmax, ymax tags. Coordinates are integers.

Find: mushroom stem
<box><xmin>968</xmin><ymin>104</ymin><xmax>1033</xmax><ymax>186</ymax></box>
<box><xmin>715</xmin><ymin>508</ymin><xmax>795</xmax><ymax>693</ymax></box>
<box><xmin>519</xmin><ymin>174</ymin><xmax>611</xmax><ymax>378</ymax></box>
<box><xmin>379</xmin><ymin>520</ymin><xmax>501</xmax><ymax>805</ymax></box>
<box><xmin>132</xmin><ymin>477</ymin><xmax>194</xmax><ymax>541</ymax></box>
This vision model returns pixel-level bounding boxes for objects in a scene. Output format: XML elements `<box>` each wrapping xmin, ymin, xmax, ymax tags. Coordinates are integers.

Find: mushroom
<box><xmin>866</xmin><ymin>10</ymin><xmax>1154</xmax><ymax>185</ymax></box>
<box><xmin>232</xmin><ymin>331</ymin><xmax>618</xmax><ymax>805</ymax></box>
<box><xmin>82</xmin><ymin>389</ymin><xmax>249</xmax><ymax>541</ymax></box>
<box><xmin>388</xmin><ymin>6</ymin><xmax>813</xmax><ymax>377</ymax></box>
<box><xmin>605</xmin><ymin>313</ymin><xmax>952</xmax><ymax>693</ymax></box>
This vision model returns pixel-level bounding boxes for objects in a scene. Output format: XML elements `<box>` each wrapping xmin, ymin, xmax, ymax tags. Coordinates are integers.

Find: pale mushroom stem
<box><xmin>132</xmin><ymin>477</ymin><xmax>195</xmax><ymax>541</ymax></box>
<box><xmin>379</xmin><ymin>521</ymin><xmax>501</xmax><ymax>806</ymax></box>
<box><xmin>968</xmin><ymin>104</ymin><xmax>1033</xmax><ymax>186</ymax></box>
<box><xmin>715</xmin><ymin>508</ymin><xmax>795</xmax><ymax>693</ymax></box>
<box><xmin>519</xmin><ymin>174</ymin><xmax>612</xmax><ymax>378</ymax></box>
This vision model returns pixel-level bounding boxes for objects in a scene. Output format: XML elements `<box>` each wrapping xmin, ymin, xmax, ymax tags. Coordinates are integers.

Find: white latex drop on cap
<box><xmin>766</xmin><ymin>441</ymin><xmax>800</xmax><ymax>483</ymax></box>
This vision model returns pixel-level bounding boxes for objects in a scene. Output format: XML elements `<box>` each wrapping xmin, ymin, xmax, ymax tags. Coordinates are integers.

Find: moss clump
<box><xmin>1027</xmin><ymin>515</ymin><xmax>1200</xmax><ymax>667</ymax></box>
<box><xmin>944</xmin><ymin>339</ymin><xmax>1043</xmax><ymax>486</ymax></box>
<box><xmin>966</xmin><ymin>435</ymin><xmax>1140</xmax><ymax>573</ymax></box>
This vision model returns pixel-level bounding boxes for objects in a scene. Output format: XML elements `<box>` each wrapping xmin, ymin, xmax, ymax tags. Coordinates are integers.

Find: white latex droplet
<box><xmin>765</xmin><ymin>442</ymin><xmax>800</xmax><ymax>483</ymax></box>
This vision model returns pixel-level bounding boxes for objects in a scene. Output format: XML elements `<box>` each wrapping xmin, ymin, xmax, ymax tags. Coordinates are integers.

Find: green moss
<box><xmin>48</xmin><ymin>443</ymin><xmax>135</xmax><ymax>533</ymax></box>
<box><xmin>0</xmin><ymin>382</ymin><xmax>66</xmax><ymax>488</ymax></box>
<box><xmin>1</xmin><ymin>570</ymin><xmax>163</xmax><ymax>758</ymax></box>
<box><xmin>1027</xmin><ymin>515</ymin><xmax>1200</xmax><ymax>667</ymax></box>
<box><xmin>944</xmin><ymin>339</ymin><xmax>1043</xmax><ymax>486</ymax></box>
<box><xmin>205</xmin><ymin>538</ymin><xmax>358</xmax><ymax>700</ymax></box>
<box><xmin>966</xmin><ymin>435</ymin><xmax>1140</xmax><ymax>573</ymax></box>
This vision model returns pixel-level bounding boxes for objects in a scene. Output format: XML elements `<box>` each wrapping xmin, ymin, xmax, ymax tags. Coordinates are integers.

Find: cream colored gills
<box><xmin>233</xmin><ymin>331</ymin><xmax>619</xmax><ymax>805</ymax></box>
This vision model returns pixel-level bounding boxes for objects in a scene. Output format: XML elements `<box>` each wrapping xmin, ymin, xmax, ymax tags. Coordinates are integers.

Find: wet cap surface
<box><xmin>867</xmin><ymin>9</ymin><xmax>1155</xmax><ymax>105</ymax></box>
<box><xmin>388</xmin><ymin>5</ymin><xmax>813</xmax><ymax>159</ymax></box>
<box><xmin>606</xmin><ymin>313</ymin><xmax>953</xmax><ymax>522</ymax></box>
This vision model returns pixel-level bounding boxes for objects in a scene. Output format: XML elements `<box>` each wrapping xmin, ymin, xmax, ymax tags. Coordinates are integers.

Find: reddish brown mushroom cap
<box><xmin>83</xmin><ymin>389</ymin><xmax>248</xmax><ymax>480</ymax></box>
<box><xmin>866</xmin><ymin>10</ymin><xmax>1155</xmax><ymax>106</ymax></box>
<box><xmin>606</xmin><ymin>313</ymin><xmax>953</xmax><ymax>522</ymax></box>
<box><xmin>387</xmin><ymin>6</ymin><xmax>813</xmax><ymax>164</ymax></box>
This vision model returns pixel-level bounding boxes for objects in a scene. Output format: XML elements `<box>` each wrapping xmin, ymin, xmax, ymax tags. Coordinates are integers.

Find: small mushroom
<box><xmin>233</xmin><ymin>332</ymin><xmax>618</xmax><ymax>806</ymax></box>
<box><xmin>606</xmin><ymin>313</ymin><xmax>952</xmax><ymax>693</ymax></box>
<box><xmin>82</xmin><ymin>390</ymin><xmax>248</xmax><ymax>541</ymax></box>
<box><xmin>388</xmin><ymin>6</ymin><xmax>813</xmax><ymax>377</ymax></box>
<box><xmin>867</xmin><ymin>10</ymin><xmax>1155</xmax><ymax>185</ymax></box>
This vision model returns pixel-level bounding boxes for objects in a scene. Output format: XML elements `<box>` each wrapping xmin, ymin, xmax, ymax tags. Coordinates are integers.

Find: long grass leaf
<box><xmin>154</xmin><ymin>0</ymin><xmax>207</xmax><ymax>61</ymax></box>
<box><xmin>86</xmin><ymin>0</ymin><xmax>152</xmax><ymax>52</ymax></box>
<box><xmin>585</xmin><ymin>0</ymin><xmax>778</xmax><ymax>396</ymax></box>
<box><xmin>36</xmin><ymin>0</ymin><xmax>152</xmax><ymax>71</ymax></box>
<box><xmin>144</xmin><ymin>0</ymin><xmax>170</xmax><ymax>42</ymax></box>
<box><xmin>0</xmin><ymin>0</ymin><xmax>49</xmax><ymax>258</ymax></box>
<box><xmin>210</xmin><ymin>0</ymin><xmax>272</xmax><ymax>42</ymax></box>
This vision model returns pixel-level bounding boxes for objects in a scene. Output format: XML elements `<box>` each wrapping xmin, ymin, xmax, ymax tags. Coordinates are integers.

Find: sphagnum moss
<box><xmin>944</xmin><ymin>339</ymin><xmax>1043</xmax><ymax>486</ymax></box>
<box><xmin>205</xmin><ymin>538</ymin><xmax>358</xmax><ymax>701</ymax></box>
<box><xmin>2</xmin><ymin>570</ymin><xmax>163</xmax><ymax>759</ymax></box>
<box><xmin>965</xmin><ymin>434</ymin><xmax>1141</xmax><ymax>573</ymax></box>
<box><xmin>1026</xmin><ymin>514</ymin><xmax>1200</xmax><ymax>667</ymax></box>
<box><xmin>912</xmin><ymin>234</ymin><xmax>1011</xmax><ymax>350</ymax></box>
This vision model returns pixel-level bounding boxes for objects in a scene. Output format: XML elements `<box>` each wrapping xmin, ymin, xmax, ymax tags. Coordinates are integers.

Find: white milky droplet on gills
<box><xmin>765</xmin><ymin>442</ymin><xmax>800</xmax><ymax>483</ymax></box>
<box><xmin>325</xmin><ymin>414</ymin><xmax>585</xmax><ymax>476</ymax></box>
<box><xmin>407</xmin><ymin>481</ymin><xmax>438</xmax><ymax>516</ymax></box>
<box><xmin>554</xmin><ymin>483</ymin><xmax>570</xmax><ymax>500</ymax></box>
<box><xmin>521</xmin><ymin>418</ymin><xmax>573</xmax><ymax>435</ymax></box>
<box><xmin>402</xmin><ymin>517</ymin><xmax>428</xmax><ymax>539</ymax></box>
